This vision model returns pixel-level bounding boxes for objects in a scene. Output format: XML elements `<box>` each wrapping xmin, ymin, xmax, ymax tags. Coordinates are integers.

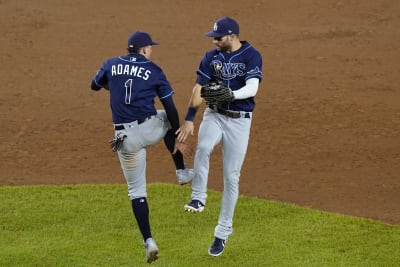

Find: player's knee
<box><xmin>196</xmin><ymin>143</ymin><xmax>214</xmax><ymax>156</ymax></box>
<box><xmin>223</xmin><ymin>169</ymin><xmax>240</xmax><ymax>183</ymax></box>
<box><xmin>119</xmin><ymin>152</ymin><xmax>138</xmax><ymax>171</ymax></box>
<box><xmin>128</xmin><ymin>186</ymin><xmax>147</xmax><ymax>200</ymax></box>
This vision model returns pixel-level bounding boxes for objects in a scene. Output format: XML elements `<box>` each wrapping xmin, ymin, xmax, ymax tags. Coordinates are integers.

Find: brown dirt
<box><xmin>1</xmin><ymin>0</ymin><xmax>399</xmax><ymax>224</ymax></box>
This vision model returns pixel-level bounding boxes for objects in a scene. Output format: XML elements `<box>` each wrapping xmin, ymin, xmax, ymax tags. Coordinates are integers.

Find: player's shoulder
<box><xmin>240</xmin><ymin>41</ymin><xmax>263</xmax><ymax>62</ymax></box>
<box><xmin>241</xmin><ymin>41</ymin><xmax>261</xmax><ymax>54</ymax></box>
<box><xmin>102</xmin><ymin>55</ymin><xmax>129</xmax><ymax>66</ymax></box>
<box><xmin>204</xmin><ymin>47</ymin><xmax>221</xmax><ymax>58</ymax></box>
<box><xmin>101</xmin><ymin>55</ymin><xmax>118</xmax><ymax>64</ymax></box>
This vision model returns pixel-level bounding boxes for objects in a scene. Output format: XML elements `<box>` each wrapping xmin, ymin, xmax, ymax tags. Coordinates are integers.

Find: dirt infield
<box><xmin>1</xmin><ymin>0</ymin><xmax>399</xmax><ymax>224</ymax></box>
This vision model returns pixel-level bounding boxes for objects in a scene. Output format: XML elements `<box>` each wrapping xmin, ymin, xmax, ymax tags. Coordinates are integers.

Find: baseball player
<box><xmin>90</xmin><ymin>31</ymin><xmax>194</xmax><ymax>263</ymax></box>
<box><xmin>176</xmin><ymin>17</ymin><xmax>263</xmax><ymax>256</ymax></box>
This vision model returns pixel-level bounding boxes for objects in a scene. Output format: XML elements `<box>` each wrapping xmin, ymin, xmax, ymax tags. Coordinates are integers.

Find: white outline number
<box><xmin>125</xmin><ymin>79</ymin><xmax>133</xmax><ymax>104</ymax></box>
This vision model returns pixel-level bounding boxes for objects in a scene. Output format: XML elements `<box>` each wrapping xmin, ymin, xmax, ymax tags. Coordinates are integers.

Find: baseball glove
<box><xmin>200</xmin><ymin>80</ymin><xmax>234</xmax><ymax>105</ymax></box>
<box><xmin>109</xmin><ymin>133</ymin><xmax>127</xmax><ymax>152</ymax></box>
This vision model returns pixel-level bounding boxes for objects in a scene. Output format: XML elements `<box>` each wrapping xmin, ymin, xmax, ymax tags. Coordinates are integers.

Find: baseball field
<box><xmin>1</xmin><ymin>0</ymin><xmax>399</xmax><ymax>265</ymax></box>
<box><xmin>2</xmin><ymin>184</ymin><xmax>400</xmax><ymax>266</ymax></box>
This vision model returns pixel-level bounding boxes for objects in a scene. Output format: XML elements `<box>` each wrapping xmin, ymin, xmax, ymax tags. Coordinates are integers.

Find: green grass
<box><xmin>1</xmin><ymin>184</ymin><xmax>399</xmax><ymax>267</ymax></box>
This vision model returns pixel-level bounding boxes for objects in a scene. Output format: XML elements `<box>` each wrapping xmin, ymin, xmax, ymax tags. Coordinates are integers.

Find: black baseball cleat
<box><xmin>184</xmin><ymin>199</ymin><xmax>205</xmax><ymax>213</ymax></box>
<box><xmin>208</xmin><ymin>237</ymin><xmax>226</xmax><ymax>256</ymax></box>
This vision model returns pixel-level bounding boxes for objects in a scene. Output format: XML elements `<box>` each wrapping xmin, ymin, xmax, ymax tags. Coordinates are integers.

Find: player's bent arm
<box><xmin>160</xmin><ymin>96</ymin><xmax>180</xmax><ymax>132</ymax></box>
<box><xmin>184</xmin><ymin>83</ymin><xmax>203</xmax><ymax>121</ymax></box>
<box><xmin>232</xmin><ymin>78</ymin><xmax>260</xmax><ymax>99</ymax></box>
<box><xmin>190</xmin><ymin>83</ymin><xmax>204</xmax><ymax>108</ymax></box>
<box><xmin>90</xmin><ymin>80</ymin><xmax>102</xmax><ymax>91</ymax></box>
<box><xmin>161</xmin><ymin>96</ymin><xmax>193</xmax><ymax>159</ymax></box>
<box><xmin>90</xmin><ymin>79</ymin><xmax>109</xmax><ymax>91</ymax></box>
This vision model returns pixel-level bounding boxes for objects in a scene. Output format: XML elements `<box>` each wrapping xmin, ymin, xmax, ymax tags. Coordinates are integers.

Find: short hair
<box><xmin>127</xmin><ymin>47</ymin><xmax>140</xmax><ymax>53</ymax></box>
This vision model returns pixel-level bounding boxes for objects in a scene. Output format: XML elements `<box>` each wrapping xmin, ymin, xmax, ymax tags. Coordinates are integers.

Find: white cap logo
<box><xmin>213</xmin><ymin>22</ymin><xmax>218</xmax><ymax>31</ymax></box>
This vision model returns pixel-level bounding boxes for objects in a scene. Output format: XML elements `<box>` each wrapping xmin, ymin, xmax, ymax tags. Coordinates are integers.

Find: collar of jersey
<box><xmin>119</xmin><ymin>53</ymin><xmax>149</xmax><ymax>63</ymax></box>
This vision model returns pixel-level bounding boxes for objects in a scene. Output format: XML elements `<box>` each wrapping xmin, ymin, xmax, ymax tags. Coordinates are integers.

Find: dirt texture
<box><xmin>1</xmin><ymin>0</ymin><xmax>399</xmax><ymax>224</ymax></box>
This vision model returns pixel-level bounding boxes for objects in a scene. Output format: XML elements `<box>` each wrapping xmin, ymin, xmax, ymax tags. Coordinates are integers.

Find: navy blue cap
<box><xmin>205</xmin><ymin>17</ymin><xmax>240</xmax><ymax>38</ymax></box>
<box><xmin>128</xmin><ymin>31</ymin><xmax>159</xmax><ymax>48</ymax></box>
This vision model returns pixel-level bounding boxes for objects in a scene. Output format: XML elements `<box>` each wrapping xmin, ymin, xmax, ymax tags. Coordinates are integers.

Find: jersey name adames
<box><xmin>111</xmin><ymin>64</ymin><xmax>151</xmax><ymax>80</ymax></box>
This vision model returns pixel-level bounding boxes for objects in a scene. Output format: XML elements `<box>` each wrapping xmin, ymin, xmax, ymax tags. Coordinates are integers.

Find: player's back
<box><xmin>100</xmin><ymin>53</ymin><xmax>173</xmax><ymax>124</ymax></box>
<box><xmin>105</xmin><ymin>54</ymin><xmax>156</xmax><ymax>91</ymax></box>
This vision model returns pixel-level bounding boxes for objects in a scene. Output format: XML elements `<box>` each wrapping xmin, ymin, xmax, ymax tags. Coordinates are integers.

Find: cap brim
<box><xmin>205</xmin><ymin>31</ymin><xmax>224</xmax><ymax>37</ymax></box>
<box><xmin>151</xmin><ymin>41</ymin><xmax>159</xmax><ymax>45</ymax></box>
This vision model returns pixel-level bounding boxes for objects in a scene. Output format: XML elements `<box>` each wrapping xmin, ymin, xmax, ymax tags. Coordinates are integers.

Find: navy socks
<box><xmin>131</xmin><ymin>198</ymin><xmax>151</xmax><ymax>241</ymax></box>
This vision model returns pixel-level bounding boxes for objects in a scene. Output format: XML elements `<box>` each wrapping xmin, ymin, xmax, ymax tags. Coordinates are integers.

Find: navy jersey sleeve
<box><xmin>152</xmin><ymin>64</ymin><xmax>174</xmax><ymax>100</ymax></box>
<box><xmin>153</xmin><ymin>66</ymin><xmax>178</xmax><ymax>129</ymax></box>
<box><xmin>91</xmin><ymin>60</ymin><xmax>109</xmax><ymax>90</ymax></box>
<box><xmin>245</xmin><ymin>50</ymin><xmax>263</xmax><ymax>82</ymax></box>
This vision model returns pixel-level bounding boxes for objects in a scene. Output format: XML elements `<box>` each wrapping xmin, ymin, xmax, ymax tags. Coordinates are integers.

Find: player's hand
<box><xmin>175</xmin><ymin>121</ymin><xmax>194</xmax><ymax>143</ymax></box>
<box><xmin>173</xmin><ymin>141</ymin><xmax>193</xmax><ymax>160</ymax></box>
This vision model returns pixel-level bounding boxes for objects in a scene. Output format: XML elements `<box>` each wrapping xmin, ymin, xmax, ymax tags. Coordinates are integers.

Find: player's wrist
<box><xmin>185</xmin><ymin>107</ymin><xmax>197</xmax><ymax>121</ymax></box>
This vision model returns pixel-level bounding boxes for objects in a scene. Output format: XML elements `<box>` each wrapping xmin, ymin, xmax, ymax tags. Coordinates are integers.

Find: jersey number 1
<box><xmin>125</xmin><ymin>79</ymin><xmax>133</xmax><ymax>104</ymax></box>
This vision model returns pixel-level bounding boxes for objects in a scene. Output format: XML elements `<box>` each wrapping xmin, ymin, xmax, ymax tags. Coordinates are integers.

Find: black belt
<box><xmin>212</xmin><ymin>106</ymin><xmax>251</xmax><ymax>119</ymax></box>
<box><xmin>114</xmin><ymin>116</ymin><xmax>154</xmax><ymax>130</ymax></box>
<box><xmin>114</xmin><ymin>125</ymin><xmax>126</xmax><ymax>130</ymax></box>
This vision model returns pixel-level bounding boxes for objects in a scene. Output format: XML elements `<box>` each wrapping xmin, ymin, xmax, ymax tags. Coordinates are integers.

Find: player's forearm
<box><xmin>191</xmin><ymin>84</ymin><xmax>203</xmax><ymax>107</ymax></box>
<box><xmin>90</xmin><ymin>80</ymin><xmax>102</xmax><ymax>91</ymax></box>
<box><xmin>184</xmin><ymin>84</ymin><xmax>203</xmax><ymax>121</ymax></box>
<box><xmin>232</xmin><ymin>78</ymin><xmax>259</xmax><ymax>99</ymax></box>
<box><xmin>161</xmin><ymin>96</ymin><xmax>180</xmax><ymax>131</ymax></box>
